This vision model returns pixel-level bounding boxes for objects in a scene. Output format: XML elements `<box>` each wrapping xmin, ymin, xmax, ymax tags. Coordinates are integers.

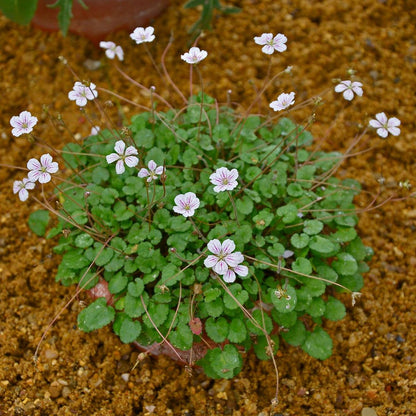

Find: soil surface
<box><xmin>1</xmin><ymin>0</ymin><xmax>415</xmax><ymax>415</ymax></box>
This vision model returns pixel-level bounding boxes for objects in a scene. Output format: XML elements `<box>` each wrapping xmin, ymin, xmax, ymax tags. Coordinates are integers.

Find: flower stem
<box><xmin>227</xmin><ymin>190</ymin><xmax>240</xmax><ymax>226</ymax></box>
<box><xmin>188</xmin><ymin>216</ymin><xmax>208</xmax><ymax>242</ymax></box>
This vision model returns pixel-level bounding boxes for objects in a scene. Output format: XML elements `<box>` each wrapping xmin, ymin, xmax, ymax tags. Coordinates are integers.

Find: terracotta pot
<box><xmin>32</xmin><ymin>0</ymin><xmax>170</xmax><ymax>44</ymax></box>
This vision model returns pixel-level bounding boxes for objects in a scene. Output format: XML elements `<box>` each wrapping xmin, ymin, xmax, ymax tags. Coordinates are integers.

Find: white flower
<box><xmin>138</xmin><ymin>160</ymin><xmax>164</xmax><ymax>182</ymax></box>
<box><xmin>181</xmin><ymin>47</ymin><xmax>208</xmax><ymax>64</ymax></box>
<box><xmin>173</xmin><ymin>192</ymin><xmax>200</xmax><ymax>217</ymax></box>
<box><xmin>130</xmin><ymin>26</ymin><xmax>155</xmax><ymax>44</ymax></box>
<box><xmin>204</xmin><ymin>239</ymin><xmax>248</xmax><ymax>282</ymax></box>
<box><xmin>334</xmin><ymin>80</ymin><xmax>363</xmax><ymax>101</ymax></box>
<box><xmin>254</xmin><ymin>33</ymin><xmax>287</xmax><ymax>55</ymax></box>
<box><xmin>99</xmin><ymin>41</ymin><xmax>124</xmax><ymax>61</ymax></box>
<box><xmin>270</xmin><ymin>92</ymin><xmax>295</xmax><ymax>111</ymax></box>
<box><xmin>209</xmin><ymin>167</ymin><xmax>239</xmax><ymax>193</ymax></box>
<box><xmin>369</xmin><ymin>112</ymin><xmax>401</xmax><ymax>138</ymax></box>
<box><xmin>10</xmin><ymin>111</ymin><xmax>38</xmax><ymax>137</ymax></box>
<box><xmin>68</xmin><ymin>81</ymin><xmax>98</xmax><ymax>107</ymax></box>
<box><xmin>106</xmin><ymin>140</ymin><xmax>139</xmax><ymax>174</ymax></box>
<box><xmin>13</xmin><ymin>178</ymin><xmax>35</xmax><ymax>201</ymax></box>
<box><xmin>27</xmin><ymin>153</ymin><xmax>59</xmax><ymax>184</ymax></box>
<box><xmin>90</xmin><ymin>126</ymin><xmax>100</xmax><ymax>135</ymax></box>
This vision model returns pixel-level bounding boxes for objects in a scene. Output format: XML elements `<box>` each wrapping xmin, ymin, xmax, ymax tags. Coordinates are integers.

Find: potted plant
<box><xmin>6</xmin><ymin>28</ymin><xmax>406</xmax><ymax>404</ymax></box>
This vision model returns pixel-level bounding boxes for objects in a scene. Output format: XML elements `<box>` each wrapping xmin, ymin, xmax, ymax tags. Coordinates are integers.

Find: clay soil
<box><xmin>1</xmin><ymin>0</ymin><xmax>415</xmax><ymax>415</ymax></box>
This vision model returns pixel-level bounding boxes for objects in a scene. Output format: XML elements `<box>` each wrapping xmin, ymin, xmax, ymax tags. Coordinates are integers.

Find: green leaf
<box><xmin>28</xmin><ymin>210</ymin><xmax>50</xmax><ymax>236</ymax></box>
<box><xmin>77</xmin><ymin>298</ymin><xmax>115</xmax><ymax>332</ymax></box>
<box><xmin>324</xmin><ymin>296</ymin><xmax>346</xmax><ymax>321</ymax></box>
<box><xmin>74</xmin><ymin>233</ymin><xmax>94</xmax><ymax>248</ymax></box>
<box><xmin>119</xmin><ymin>316</ymin><xmax>142</xmax><ymax>343</ymax></box>
<box><xmin>127</xmin><ymin>278</ymin><xmax>144</xmax><ymax>297</ymax></box>
<box><xmin>236</xmin><ymin>195</ymin><xmax>253</xmax><ymax>215</ymax></box>
<box><xmin>223</xmin><ymin>284</ymin><xmax>249</xmax><ymax>310</ymax></box>
<box><xmin>61</xmin><ymin>143</ymin><xmax>86</xmax><ymax>169</ymax></box>
<box><xmin>291</xmin><ymin>233</ymin><xmax>310</xmax><ymax>249</ymax></box>
<box><xmin>0</xmin><ymin>0</ymin><xmax>38</xmax><ymax>25</ymax></box>
<box><xmin>209</xmin><ymin>345</ymin><xmax>242</xmax><ymax>379</ymax></box>
<box><xmin>292</xmin><ymin>257</ymin><xmax>312</xmax><ymax>276</ymax></box>
<box><xmin>301</xmin><ymin>328</ymin><xmax>333</xmax><ymax>360</ymax></box>
<box><xmin>332</xmin><ymin>252</ymin><xmax>358</xmax><ymax>276</ymax></box>
<box><xmin>309</xmin><ymin>235</ymin><xmax>337</xmax><ymax>256</ymax></box>
<box><xmin>271</xmin><ymin>285</ymin><xmax>297</xmax><ymax>313</ymax></box>
<box><xmin>142</xmin><ymin>302</ymin><xmax>169</xmax><ymax>328</ymax></box>
<box><xmin>92</xmin><ymin>166</ymin><xmax>110</xmax><ymax>185</ymax></box>
<box><xmin>276</xmin><ymin>204</ymin><xmax>298</xmax><ymax>224</ymax></box>
<box><xmin>168</xmin><ymin>322</ymin><xmax>193</xmax><ymax>350</ymax></box>
<box><xmin>253</xmin><ymin>335</ymin><xmax>279</xmax><ymax>360</ymax></box>
<box><xmin>281</xmin><ymin>319</ymin><xmax>306</xmax><ymax>346</ymax></box>
<box><xmin>271</xmin><ymin>309</ymin><xmax>297</xmax><ymax>328</ymax></box>
<box><xmin>108</xmin><ymin>273</ymin><xmax>128</xmax><ymax>294</ymax></box>
<box><xmin>205</xmin><ymin>317</ymin><xmax>229</xmax><ymax>343</ymax></box>
<box><xmin>48</xmin><ymin>0</ymin><xmax>73</xmax><ymax>36</ymax></box>
<box><xmin>253</xmin><ymin>209</ymin><xmax>274</xmax><ymax>230</ymax></box>
<box><xmin>303</xmin><ymin>220</ymin><xmax>324</xmax><ymax>235</ymax></box>
<box><xmin>204</xmin><ymin>287</ymin><xmax>222</xmax><ymax>303</ymax></box>
<box><xmin>227</xmin><ymin>318</ymin><xmax>247</xmax><ymax>343</ymax></box>
<box><xmin>246</xmin><ymin>309</ymin><xmax>273</xmax><ymax>335</ymax></box>
<box><xmin>306</xmin><ymin>297</ymin><xmax>326</xmax><ymax>318</ymax></box>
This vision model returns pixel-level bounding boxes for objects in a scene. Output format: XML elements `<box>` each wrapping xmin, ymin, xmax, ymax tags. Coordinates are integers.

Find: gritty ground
<box><xmin>0</xmin><ymin>0</ymin><xmax>415</xmax><ymax>415</ymax></box>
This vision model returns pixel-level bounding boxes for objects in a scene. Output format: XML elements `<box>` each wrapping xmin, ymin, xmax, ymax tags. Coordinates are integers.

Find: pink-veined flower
<box><xmin>130</xmin><ymin>26</ymin><xmax>155</xmax><ymax>44</ymax></box>
<box><xmin>106</xmin><ymin>140</ymin><xmax>139</xmax><ymax>174</ymax></box>
<box><xmin>99</xmin><ymin>41</ymin><xmax>124</xmax><ymax>61</ymax></box>
<box><xmin>270</xmin><ymin>92</ymin><xmax>295</xmax><ymax>111</ymax></box>
<box><xmin>10</xmin><ymin>111</ymin><xmax>38</xmax><ymax>137</ymax></box>
<box><xmin>68</xmin><ymin>81</ymin><xmax>98</xmax><ymax>107</ymax></box>
<box><xmin>138</xmin><ymin>160</ymin><xmax>164</xmax><ymax>182</ymax></box>
<box><xmin>204</xmin><ymin>239</ymin><xmax>248</xmax><ymax>282</ymax></box>
<box><xmin>209</xmin><ymin>167</ymin><xmax>239</xmax><ymax>193</ymax></box>
<box><xmin>334</xmin><ymin>80</ymin><xmax>363</xmax><ymax>101</ymax></box>
<box><xmin>27</xmin><ymin>153</ymin><xmax>59</xmax><ymax>184</ymax></box>
<box><xmin>254</xmin><ymin>33</ymin><xmax>287</xmax><ymax>54</ymax></box>
<box><xmin>180</xmin><ymin>47</ymin><xmax>208</xmax><ymax>64</ymax></box>
<box><xmin>173</xmin><ymin>192</ymin><xmax>200</xmax><ymax>217</ymax></box>
<box><xmin>369</xmin><ymin>112</ymin><xmax>401</xmax><ymax>138</ymax></box>
<box><xmin>13</xmin><ymin>178</ymin><xmax>35</xmax><ymax>201</ymax></box>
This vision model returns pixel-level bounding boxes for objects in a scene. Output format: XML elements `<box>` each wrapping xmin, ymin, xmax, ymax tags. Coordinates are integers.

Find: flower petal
<box><xmin>125</xmin><ymin>155</ymin><xmax>139</xmax><ymax>168</ymax></box>
<box><xmin>28</xmin><ymin>170</ymin><xmax>40</xmax><ymax>182</ymax></box>
<box><xmin>148</xmin><ymin>160</ymin><xmax>157</xmax><ymax>171</ymax></box>
<box><xmin>114</xmin><ymin>140</ymin><xmax>126</xmax><ymax>155</ymax></box>
<box><xmin>343</xmin><ymin>89</ymin><xmax>354</xmax><ymax>101</ymax></box>
<box><xmin>223</xmin><ymin>269</ymin><xmax>236</xmax><ymax>283</ymax></box>
<box><xmin>125</xmin><ymin>145</ymin><xmax>138</xmax><ymax>156</ymax></box>
<box><xmin>234</xmin><ymin>264</ymin><xmax>248</xmax><ymax>277</ymax></box>
<box><xmin>204</xmin><ymin>255</ymin><xmax>218</xmax><ymax>269</ymax></box>
<box><xmin>388</xmin><ymin>126</ymin><xmax>400</xmax><ymax>136</ymax></box>
<box><xmin>27</xmin><ymin>158</ymin><xmax>41</xmax><ymax>171</ymax></box>
<box><xmin>138</xmin><ymin>168</ymin><xmax>149</xmax><ymax>178</ymax></box>
<box><xmin>213</xmin><ymin>260</ymin><xmax>228</xmax><ymax>275</ymax></box>
<box><xmin>18</xmin><ymin>188</ymin><xmax>29</xmax><ymax>201</ymax></box>
<box><xmin>106</xmin><ymin>153</ymin><xmax>120</xmax><ymax>164</ymax></box>
<box><xmin>221</xmin><ymin>239</ymin><xmax>236</xmax><ymax>255</ymax></box>
<box><xmin>207</xmin><ymin>239</ymin><xmax>222</xmax><ymax>255</ymax></box>
<box><xmin>115</xmin><ymin>159</ymin><xmax>125</xmax><ymax>174</ymax></box>
<box><xmin>376</xmin><ymin>128</ymin><xmax>388</xmax><ymax>138</ymax></box>
<box><xmin>38</xmin><ymin>172</ymin><xmax>51</xmax><ymax>184</ymax></box>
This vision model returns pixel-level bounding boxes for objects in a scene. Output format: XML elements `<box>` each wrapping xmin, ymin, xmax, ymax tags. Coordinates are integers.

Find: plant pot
<box><xmin>32</xmin><ymin>0</ymin><xmax>170</xmax><ymax>44</ymax></box>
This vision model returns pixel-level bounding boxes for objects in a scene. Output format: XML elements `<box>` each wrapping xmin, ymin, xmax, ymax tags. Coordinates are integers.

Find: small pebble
<box><xmin>362</xmin><ymin>407</ymin><xmax>377</xmax><ymax>416</ymax></box>
<box><xmin>121</xmin><ymin>373</ymin><xmax>130</xmax><ymax>382</ymax></box>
